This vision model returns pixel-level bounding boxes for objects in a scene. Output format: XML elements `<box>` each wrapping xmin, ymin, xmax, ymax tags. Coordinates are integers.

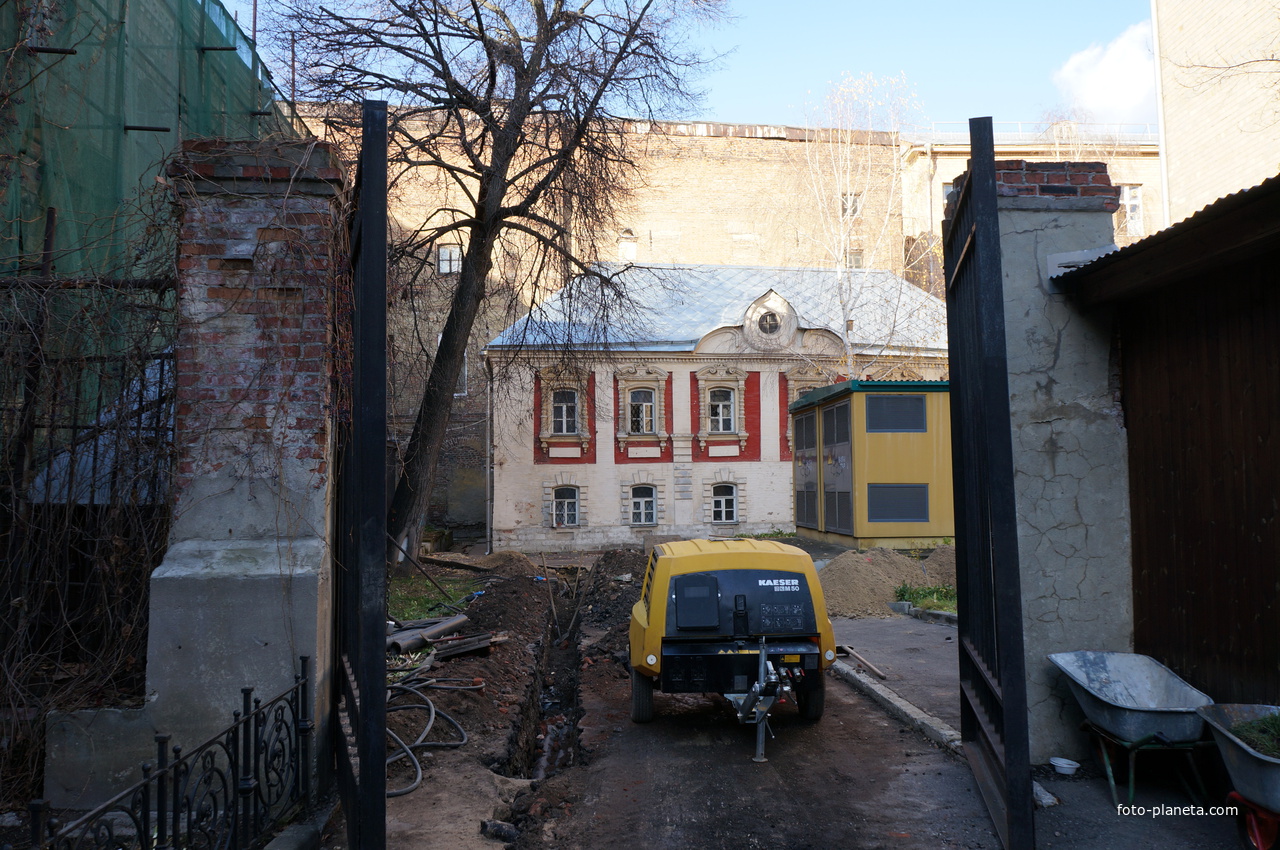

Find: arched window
<box><xmin>553</xmin><ymin>487</ymin><xmax>579</xmax><ymax>527</ymax></box>
<box><xmin>629</xmin><ymin>388</ymin><xmax>655</xmax><ymax>434</ymax></box>
<box><xmin>708</xmin><ymin>388</ymin><xmax>735</xmax><ymax>433</ymax></box>
<box><xmin>551</xmin><ymin>389</ymin><xmax>578</xmax><ymax>435</ymax></box>
<box><xmin>630</xmin><ymin>485</ymin><xmax>656</xmax><ymax>525</ymax></box>
<box><xmin>712</xmin><ymin>484</ymin><xmax>737</xmax><ymax>523</ymax></box>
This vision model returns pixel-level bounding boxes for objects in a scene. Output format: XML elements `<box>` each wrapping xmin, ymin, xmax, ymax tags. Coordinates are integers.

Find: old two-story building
<box><xmin>484</xmin><ymin>263</ymin><xmax>947</xmax><ymax>552</ymax></box>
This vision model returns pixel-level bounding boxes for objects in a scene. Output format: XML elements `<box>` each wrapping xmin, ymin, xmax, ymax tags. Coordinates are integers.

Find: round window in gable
<box><xmin>757</xmin><ymin>312</ymin><xmax>781</xmax><ymax>335</ymax></box>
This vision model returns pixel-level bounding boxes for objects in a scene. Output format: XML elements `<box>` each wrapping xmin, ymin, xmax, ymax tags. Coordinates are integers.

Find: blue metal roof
<box><xmin>486</xmin><ymin>263</ymin><xmax>948</xmax><ymax>351</ymax></box>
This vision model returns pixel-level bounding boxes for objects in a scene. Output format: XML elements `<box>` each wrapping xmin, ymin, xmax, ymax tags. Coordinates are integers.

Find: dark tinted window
<box><xmin>867</xmin><ymin>484</ymin><xmax>929</xmax><ymax>522</ymax></box>
<box><xmin>866</xmin><ymin>395</ymin><xmax>926</xmax><ymax>432</ymax></box>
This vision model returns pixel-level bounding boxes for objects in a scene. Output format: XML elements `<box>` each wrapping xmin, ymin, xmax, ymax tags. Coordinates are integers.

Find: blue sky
<box><xmin>686</xmin><ymin>0</ymin><xmax>1157</xmax><ymax>128</ymax></box>
<box><xmin>234</xmin><ymin>0</ymin><xmax>1158</xmax><ymax>129</ymax></box>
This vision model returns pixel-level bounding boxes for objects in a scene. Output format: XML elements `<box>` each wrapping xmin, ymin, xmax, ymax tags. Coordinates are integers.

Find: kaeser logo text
<box><xmin>758</xmin><ymin>579</ymin><xmax>800</xmax><ymax>591</ymax></box>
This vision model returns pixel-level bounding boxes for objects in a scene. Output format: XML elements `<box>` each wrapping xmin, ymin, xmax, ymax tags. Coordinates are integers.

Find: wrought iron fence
<box><xmin>18</xmin><ymin>658</ymin><xmax>313</xmax><ymax>850</ymax></box>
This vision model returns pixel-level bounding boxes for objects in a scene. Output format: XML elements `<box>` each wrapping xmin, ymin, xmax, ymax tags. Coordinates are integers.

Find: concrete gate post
<box><xmin>44</xmin><ymin>140</ymin><xmax>345</xmax><ymax>806</ymax></box>
<box><xmin>989</xmin><ymin>160</ymin><xmax>1133</xmax><ymax>763</ymax></box>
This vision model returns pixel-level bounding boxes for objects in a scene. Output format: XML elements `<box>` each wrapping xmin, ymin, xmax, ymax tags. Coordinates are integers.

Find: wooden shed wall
<box><xmin>1122</xmin><ymin>257</ymin><xmax>1280</xmax><ymax>703</ymax></box>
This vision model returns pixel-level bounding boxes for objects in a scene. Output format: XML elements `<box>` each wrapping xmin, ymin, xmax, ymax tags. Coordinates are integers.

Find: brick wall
<box><xmin>993</xmin><ymin>161</ymin><xmax>1121</xmax><ymax>209</ymax></box>
<box><xmin>1155</xmin><ymin>0</ymin><xmax>1280</xmax><ymax>222</ymax></box>
<box><xmin>166</xmin><ymin>139</ymin><xmax>342</xmax><ymax>539</ymax></box>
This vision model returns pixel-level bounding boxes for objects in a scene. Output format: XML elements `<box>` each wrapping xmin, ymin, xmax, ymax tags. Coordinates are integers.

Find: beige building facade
<box><xmin>901</xmin><ymin>123</ymin><xmax>1162</xmax><ymax>259</ymax></box>
<box><xmin>1152</xmin><ymin>0</ymin><xmax>1280</xmax><ymax>224</ymax></box>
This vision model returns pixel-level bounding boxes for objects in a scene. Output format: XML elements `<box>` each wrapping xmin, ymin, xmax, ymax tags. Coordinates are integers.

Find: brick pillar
<box><xmin>167</xmin><ymin>139</ymin><xmax>340</xmax><ymax>540</ymax></box>
<box><xmin>152</xmin><ymin>138</ymin><xmax>343</xmax><ymax>757</ymax></box>
<box><xmin>43</xmin><ymin>140</ymin><xmax>347</xmax><ymax>807</ymax></box>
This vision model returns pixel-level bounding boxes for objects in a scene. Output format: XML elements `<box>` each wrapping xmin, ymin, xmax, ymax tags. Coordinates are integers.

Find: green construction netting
<box><xmin>1</xmin><ymin>0</ymin><xmax>306</xmax><ymax>277</ymax></box>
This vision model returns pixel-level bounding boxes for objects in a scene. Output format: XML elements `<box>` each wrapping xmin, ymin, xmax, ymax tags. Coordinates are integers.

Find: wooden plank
<box><xmin>1124</xmin><ymin>260</ymin><xmax>1280</xmax><ymax>705</ymax></box>
<box><xmin>840</xmin><ymin>645</ymin><xmax>887</xmax><ymax>680</ymax></box>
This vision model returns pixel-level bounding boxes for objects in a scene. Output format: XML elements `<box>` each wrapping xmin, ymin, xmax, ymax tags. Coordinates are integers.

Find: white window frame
<box><xmin>628</xmin><ymin>388</ymin><xmax>655</xmax><ymax>435</ymax></box>
<box><xmin>695</xmin><ymin>365</ymin><xmax>749</xmax><ymax>450</ymax></box>
<box><xmin>711</xmin><ymin>483</ymin><xmax>737</xmax><ymax>523</ymax></box>
<box><xmin>841</xmin><ymin>192</ymin><xmax>861</xmax><ymax>218</ymax></box>
<box><xmin>630</xmin><ymin>484</ymin><xmax>656</xmax><ymax>526</ymax></box>
<box><xmin>538</xmin><ymin>366</ymin><xmax>591</xmax><ymax>453</ymax></box>
<box><xmin>708</xmin><ymin>388</ymin><xmax>735</xmax><ymax>433</ymax></box>
<box><xmin>551</xmin><ymin>389</ymin><xmax>578</xmax><ymax>435</ymax></box>
<box><xmin>437</xmin><ymin>243</ymin><xmax>462</xmax><ymax>275</ymax></box>
<box><xmin>1117</xmin><ymin>184</ymin><xmax>1143</xmax><ymax>238</ymax></box>
<box><xmin>553</xmin><ymin>486</ymin><xmax>579</xmax><ymax>527</ymax></box>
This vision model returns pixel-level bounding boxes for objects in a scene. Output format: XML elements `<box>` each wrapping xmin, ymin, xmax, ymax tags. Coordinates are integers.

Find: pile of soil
<box><xmin>579</xmin><ymin>549</ymin><xmax>645</xmax><ymax>651</ymax></box>
<box><xmin>922</xmin><ymin>545</ymin><xmax>957</xmax><ymax>586</ymax></box>
<box><xmin>820</xmin><ymin>545</ymin><xmax>956</xmax><ymax>618</ymax></box>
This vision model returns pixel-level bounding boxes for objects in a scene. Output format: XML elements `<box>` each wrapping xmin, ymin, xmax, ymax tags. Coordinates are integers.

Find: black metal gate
<box><xmin>942</xmin><ymin>117</ymin><xmax>1034</xmax><ymax>850</ymax></box>
<box><xmin>332</xmin><ymin>99</ymin><xmax>388</xmax><ymax>850</ymax></box>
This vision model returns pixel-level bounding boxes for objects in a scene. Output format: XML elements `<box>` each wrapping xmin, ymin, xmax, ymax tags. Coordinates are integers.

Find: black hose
<box><xmin>384</xmin><ymin>676</ymin><xmax>483</xmax><ymax>797</ymax></box>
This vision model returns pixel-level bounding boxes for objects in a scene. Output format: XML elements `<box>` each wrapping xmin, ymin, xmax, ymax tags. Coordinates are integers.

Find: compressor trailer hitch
<box><xmin>724</xmin><ymin>636</ymin><xmax>788</xmax><ymax>763</ymax></box>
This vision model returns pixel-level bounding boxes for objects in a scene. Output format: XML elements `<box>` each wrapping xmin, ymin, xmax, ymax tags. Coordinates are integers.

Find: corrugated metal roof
<box><xmin>486</xmin><ymin>263</ymin><xmax>948</xmax><ymax>352</ymax></box>
<box><xmin>1056</xmin><ymin>171</ymin><xmax>1280</xmax><ymax>298</ymax></box>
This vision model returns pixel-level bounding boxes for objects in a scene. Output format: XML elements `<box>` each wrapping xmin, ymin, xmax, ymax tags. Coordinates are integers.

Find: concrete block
<box><xmin>44</xmin><ymin>707</ymin><xmax>158</xmax><ymax>808</ymax></box>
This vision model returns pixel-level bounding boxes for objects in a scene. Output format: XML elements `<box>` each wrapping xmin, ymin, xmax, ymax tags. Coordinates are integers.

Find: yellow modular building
<box><xmin>790</xmin><ymin>380</ymin><xmax>954</xmax><ymax>549</ymax></box>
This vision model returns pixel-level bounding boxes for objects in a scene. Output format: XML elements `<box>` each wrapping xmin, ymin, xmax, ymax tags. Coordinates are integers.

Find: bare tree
<box><xmin>797</xmin><ymin>72</ymin><xmax>945</xmax><ymax>377</ymax></box>
<box><xmin>274</xmin><ymin>0</ymin><xmax>724</xmax><ymax>554</ymax></box>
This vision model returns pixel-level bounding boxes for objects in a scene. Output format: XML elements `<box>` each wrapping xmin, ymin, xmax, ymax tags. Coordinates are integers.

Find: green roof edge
<box><xmin>788</xmin><ymin>379</ymin><xmax>950</xmax><ymax>413</ymax></box>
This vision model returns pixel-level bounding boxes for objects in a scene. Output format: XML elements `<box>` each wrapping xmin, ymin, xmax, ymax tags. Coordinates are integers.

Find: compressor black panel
<box><xmin>673</xmin><ymin>573</ymin><xmax>720</xmax><ymax>630</ymax></box>
<box><xmin>664</xmin><ymin>570</ymin><xmax>818</xmax><ymax>638</ymax></box>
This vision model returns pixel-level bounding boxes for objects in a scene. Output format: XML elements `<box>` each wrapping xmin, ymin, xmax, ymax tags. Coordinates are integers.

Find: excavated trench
<box><xmin>501</xmin><ymin>582</ymin><xmax>584</xmax><ymax>782</ymax></box>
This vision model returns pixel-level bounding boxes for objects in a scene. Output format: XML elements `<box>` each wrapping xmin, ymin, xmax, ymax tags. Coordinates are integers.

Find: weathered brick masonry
<box><xmin>44</xmin><ymin>140</ymin><xmax>347</xmax><ymax>808</ymax></box>
<box><xmin>167</xmin><ymin>140</ymin><xmax>341</xmax><ymax>534</ymax></box>
<box><xmin>993</xmin><ymin>160</ymin><xmax>1121</xmax><ymax>209</ymax></box>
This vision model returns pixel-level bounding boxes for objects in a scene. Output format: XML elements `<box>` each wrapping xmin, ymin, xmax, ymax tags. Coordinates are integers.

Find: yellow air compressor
<box><xmin>628</xmin><ymin>538</ymin><xmax>836</xmax><ymax>761</ymax></box>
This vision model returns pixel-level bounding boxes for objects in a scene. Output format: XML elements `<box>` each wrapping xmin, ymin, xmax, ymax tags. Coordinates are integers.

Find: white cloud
<box><xmin>1053</xmin><ymin>21</ymin><xmax>1158</xmax><ymax>125</ymax></box>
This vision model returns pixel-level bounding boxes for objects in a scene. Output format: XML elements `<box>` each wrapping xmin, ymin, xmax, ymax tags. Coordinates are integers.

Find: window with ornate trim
<box><xmin>712</xmin><ymin>484</ymin><xmax>737</xmax><ymax>523</ymax></box>
<box><xmin>539</xmin><ymin>366</ymin><xmax>591</xmax><ymax>454</ymax></box>
<box><xmin>553</xmin><ymin>486</ymin><xmax>579</xmax><ymax>527</ymax></box>
<box><xmin>696</xmin><ymin>365</ymin><xmax>748</xmax><ymax>450</ymax></box>
<box><xmin>630</xmin><ymin>485</ymin><xmax>656</xmax><ymax>525</ymax></box>
<box><xmin>785</xmin><ymin>364</ymin><xmax>834</xmax><ymax>452</ymax></box>
<box><xmin>615</xmin><ymin>364</ymin><xmax>669</xmax><ymax>451</ymax></box>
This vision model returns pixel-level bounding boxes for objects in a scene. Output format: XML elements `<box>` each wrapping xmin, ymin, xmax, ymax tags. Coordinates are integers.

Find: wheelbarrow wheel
<box><xmin>796</xmin><ymin>675</ymin><xmax>825</xmax><ymax>721</ymax></box>
<box><xmin>1239</xmin><ymin>807</ymin><xmax>1279</xmax><ymax>850</ymax></box>
<box><xmin>630</xmin><ymin>667</ymin><xmax>654</xmax><ymax>723</ymax></box>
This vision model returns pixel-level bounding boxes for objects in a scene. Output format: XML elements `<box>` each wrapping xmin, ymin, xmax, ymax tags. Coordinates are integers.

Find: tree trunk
<box><xmin>385</xmin><ymin>229</ymin><xmax>495</xmax><ymax>564</ymax></box>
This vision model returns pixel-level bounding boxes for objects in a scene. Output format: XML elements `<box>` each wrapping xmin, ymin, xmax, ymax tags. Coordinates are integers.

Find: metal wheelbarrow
<box><xmin>1049</xmin><ymin>651</ymin><xmax>1214</xmax><ymax>805</ymax></box>
<box><xmin>1199</xmin><ymin>704</ymin><xmax>1280</xmax><ymax>849</ymax></box>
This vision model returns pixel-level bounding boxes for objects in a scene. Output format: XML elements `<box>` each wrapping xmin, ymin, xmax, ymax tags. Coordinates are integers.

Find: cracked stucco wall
<box><xmin>997</xmin><ymin>196</ymin><xmax>1133</xmax><ymax>763</ymax></box>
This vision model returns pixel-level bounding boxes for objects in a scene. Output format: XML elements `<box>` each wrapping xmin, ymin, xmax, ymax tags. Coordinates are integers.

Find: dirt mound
<box><xmin>921</xmin><ymin>545</ymin><xmax>956</xmax><ymax>586</ymax></box>
<box><xmin>479</xmin><ymin>550</ymin><xmax>541</xmax><ymax>576</ymax></box>
<box><xmin>579</xmin><ymin>549</ymin><xmax>645</xmax><ymax>658</ymax></box>
<box><xmin>819</xmin><ymin>547</ymin><xmax>929</xmax><ymax>618</ymax></box>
